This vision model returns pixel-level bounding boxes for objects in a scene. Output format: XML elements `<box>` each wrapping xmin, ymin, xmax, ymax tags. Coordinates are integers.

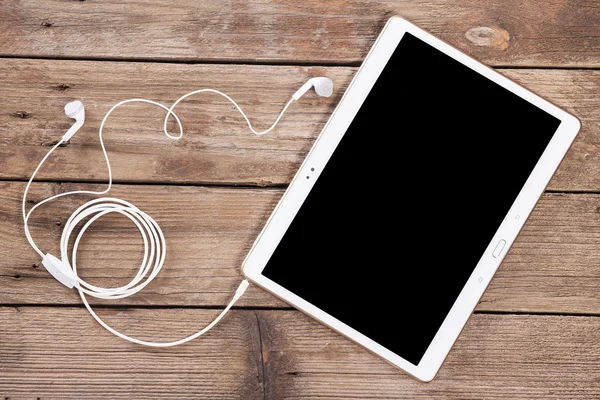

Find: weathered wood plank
<box><xmin>0</xmin><ymin>60</ymin><xmax>343</xmax><ymax>187</ymax></box>
<box><xmin>1</xmin><ymin>307</ymin><xmax>598</xmax><ymax>398</ymax></box>
<box><xmin>2</xmin><ymin>181</ymin><xmax>285</xmax><ymax>308</ymax></box>
<box><xmin>0</xmin><ymin>307</ymin><xmax>264</xmax><ymax>400</ymax></box>
<box><xmin>3</xmin><ymin>182</ymin><xmax>600</xmax><ymax>314</ymax></box>
<box><xmin>480</xmin><ymin>191</ymin><xmax>600</xmax><ymax>314</ymax></box>
<box><xmin>257</xmin><ymin>311</ymin><xmax>600</xmax><ymax>399</ymax></box>
<box><xmin>1</xmin><ymin>1</ymin><xmax>599</xmax><ymax>67</ymax></box>
<box><xmin>0</xmin><ymin>60</ymin><xmax>597</xmax><ymax>190</ymax></box>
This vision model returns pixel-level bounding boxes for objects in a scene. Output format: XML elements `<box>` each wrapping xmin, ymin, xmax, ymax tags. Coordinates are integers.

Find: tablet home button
<box><xmin>492</xmin><ymin>239</ymin><xmax>506</xmax><ymax>258</ymax></box>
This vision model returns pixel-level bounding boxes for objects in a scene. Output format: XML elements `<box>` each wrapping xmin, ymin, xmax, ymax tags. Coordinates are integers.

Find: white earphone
<box><xmin>63</xmin><ymin>100</ymin><xmax>85</xmax><ymax>141</ymax></box>
<box><xmin>293</xmin><ymin>77</ymin><xmax>334</xmax><ymax>100</ymax></box>
<box><xmin>23</xmin><ymin>77</ymin><xmax>334</xmax><ymax>347</ymax></box>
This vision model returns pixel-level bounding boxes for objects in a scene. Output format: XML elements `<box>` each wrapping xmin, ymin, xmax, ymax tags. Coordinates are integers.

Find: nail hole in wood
<box><xmin>42</xmin><ymin>140</ymin><xmax>69</xmax><ymax>148</ymax></box>
<box><xmin>53</xmin><ymin>83</ymin><xmax>71</xmax><ymax>91</ymax></box>
<box><xmin>10</xmin><ymin>111</ymin><xmax>31</xmax><ymax>119</ymax></box>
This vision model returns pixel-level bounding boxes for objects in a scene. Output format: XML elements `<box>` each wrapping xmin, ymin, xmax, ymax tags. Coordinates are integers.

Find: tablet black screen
<box><xmin>262</xmin><ymin>32</ymin><xmax>560</xmax><ymax>365</ymax></box>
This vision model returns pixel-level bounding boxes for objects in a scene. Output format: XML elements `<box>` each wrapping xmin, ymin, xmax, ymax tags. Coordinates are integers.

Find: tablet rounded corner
<box><xmin>241</xmin><ymin>257</ymin><xmax>264</xmax><ymax>288</ymax></box>
<box><xmin>386</xmin><ymin>15</ymin><xmax>409</xmax><ymax>24</ymax></box>
<box><xmin>570</xmin><ymin>113</ymin><xmax>582</xmax><ymax>135</ymax></box>
<box><xmin>385</xmin><ymin>15</ymin><xmax>411</xmax><ymax>31</ymax></box>
<box><xmin>240</xmin><ymin>260</ymin><xmax>252</xmax><ymax>279</ymax></box>
<box><xmin>558</xmin><ymin>111</ymin><xmax>582</xmax><ymax>147</ymax></box>
<box><xmin>413</xmin><ymin>367</ymin><xmax>439</xmax><ymax>383</ymax></box>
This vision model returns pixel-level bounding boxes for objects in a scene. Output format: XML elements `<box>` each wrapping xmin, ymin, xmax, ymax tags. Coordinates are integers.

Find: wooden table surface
<box><xmin>1</xmin><ymin>1</ymin><xmax>599</xmax><ymax>399</ymax></box>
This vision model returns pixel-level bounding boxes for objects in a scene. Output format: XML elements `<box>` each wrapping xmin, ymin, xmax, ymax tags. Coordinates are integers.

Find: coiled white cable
<box><xmin>21</xmin><ymin>90</ymin><xmax>301</xmax><ymax>347</ymax></box>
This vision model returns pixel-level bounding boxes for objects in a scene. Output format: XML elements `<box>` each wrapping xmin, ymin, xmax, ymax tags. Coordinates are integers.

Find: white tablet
<box><xmin>242</xmin><ymin>16</ymin><xmax>580</xmax><ymax>381</ymax></box>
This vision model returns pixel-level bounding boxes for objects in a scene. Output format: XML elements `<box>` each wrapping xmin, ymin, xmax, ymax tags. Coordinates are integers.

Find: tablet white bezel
<box><xmin>242</xmin><ymin>16</ymin><xmax>581</xmax><ymax>382</ymax></box>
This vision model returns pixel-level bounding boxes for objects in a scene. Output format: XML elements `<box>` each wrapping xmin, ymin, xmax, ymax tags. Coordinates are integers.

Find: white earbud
<box><xmin>62</xmin><ymin>100</ymin><xmax>85</xmax><ymax>141</ymax></box>
<box><xmin>292</xmin><ymin>77</ymin><xmax>334</xmax><ymax>101</ymax></box>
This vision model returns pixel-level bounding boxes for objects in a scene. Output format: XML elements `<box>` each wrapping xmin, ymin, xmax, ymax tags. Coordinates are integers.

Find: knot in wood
<box><xmin>465</xmin><ymin>26</ymin><xmax>510</xmax><ymax>50</ymax></box>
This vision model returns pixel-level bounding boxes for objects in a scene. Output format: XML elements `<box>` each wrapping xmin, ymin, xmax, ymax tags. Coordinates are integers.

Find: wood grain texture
<box><xmin>1</xmin><ymin>307</ymin><xmax>598</xmax><ymax>399</ymax></box>
<box><xmin>480</xmin><ymin>191</ymin><xmax>600</xmax><ymax>314</ymax></box>
<box><xmin>0</xmin><ymin>60</ymin><xmax>597</xmax><ymax>190</ymax></box>
<box><xmin>1</xmin><ymin>1</ymin><xmax>598</xmax><ymax>397</ymax></box>
<box><xmin>3</xmin><ymin>181</ymin><xmax>285</xmax><ymax>308</ymax></box>
<box><xmin>0</xmin><ymin>0</ymin><xmax>599</xmax><ymax>67</ymax></box>
<box><xmin>0</xmin><ymin>307</ymin><xmax>264</xmax><ymax>400</ymax></box>
<box><xmin>0</xmin><ymin>59</ymin><xmax>343</xmax><ymax>187</ymax></box>
<box><xmin>3</xmin><ymin>182</ymin><xmax>600</xmax><ymax>314</ymax></box>
<box><xmin>257</xmin><ymin>311</ymin><xmax>600</xmax><ymax>399</ymax></box>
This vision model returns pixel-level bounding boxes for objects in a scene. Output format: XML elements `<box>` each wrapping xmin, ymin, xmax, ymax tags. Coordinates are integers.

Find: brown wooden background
<box><xmin>1</xmin><ymin>1</ymin><xmax>599</xmax><ymax>399</ymax></box>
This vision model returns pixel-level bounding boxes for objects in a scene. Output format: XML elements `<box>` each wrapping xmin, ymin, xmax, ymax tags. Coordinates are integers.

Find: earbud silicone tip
<box><xmin>314</xmin><ymin>78</ymin><xmax>334</xmax><ymax>97</ymax></box>
<box><xmin>64</xmin><ymin>100</ymin><xmax>84</xmax><ymax>118</ymax></box>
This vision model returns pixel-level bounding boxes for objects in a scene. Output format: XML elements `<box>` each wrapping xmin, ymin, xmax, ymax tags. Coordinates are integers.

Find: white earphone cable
<box><xmin>22</xmin><ymin>90</ymin><xmax>298</xmax><ymax>347</ymax></box>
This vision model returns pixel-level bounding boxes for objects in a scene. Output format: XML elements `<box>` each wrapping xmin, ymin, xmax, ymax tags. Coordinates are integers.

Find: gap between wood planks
<box><xmin>0</xmin><ymin>176</ymin><xmax>290</xmax><ymax>190</ymax></box>
<box><xmin>0</xmin><ymin>303</ymin><xmax>294</xmax><ymax>311</ymax></box>
<box><xmin>3</xmin><ymin>54</ymin><xmax>600</xmax><ymax>70</ymax></box>
<box><xmin>8</xmin><ymin>177</ymin><xmax>600</xmax><ymax>194</ymax></box>
<box><xmin>3</xmin><ymin>303</ymin><xmax>600</xmax><ymax>319</ymax></box>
